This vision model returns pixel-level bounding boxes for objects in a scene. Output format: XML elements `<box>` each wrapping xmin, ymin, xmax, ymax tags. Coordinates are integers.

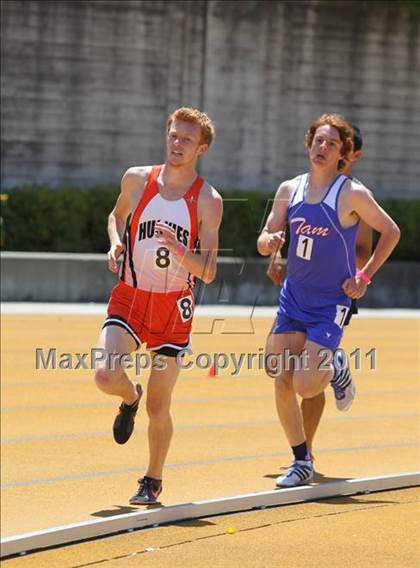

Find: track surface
<box><xmin>1</xmin><ymin>312</ymin><xmax>419</xmax><ymax>566</ymax></box>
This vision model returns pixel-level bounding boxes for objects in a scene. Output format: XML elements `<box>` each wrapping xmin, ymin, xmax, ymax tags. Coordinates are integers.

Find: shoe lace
<box><xmin>136</xmin><ymin>477</ymin><xmax>149</xmax><ymax>495</ymax></box>
<box><xmin>281</xmin><ymin>453</ymin><xmax>314</xmax><ymax>471</ymax></box>
<box><xmin>286</xmin><ymin>460</ymin><xmax>312</xmax><ymax>477</ymax></box>
<box><xmin>119</xmin><ymin>395</ymin><xmax>139</xmax><ymax>414</ymax></box>
<box><xmin>137</xmin><ymin>477</ymin><xmax>162</xmax><ymax>498</ymax></box>
<box><xmin>280</xmin><ymin>462</ymin><xmax>302</xmax><ymax>473</ymax></box>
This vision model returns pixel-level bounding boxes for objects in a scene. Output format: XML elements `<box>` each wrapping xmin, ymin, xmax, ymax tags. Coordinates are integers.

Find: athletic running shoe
<box><xmin>276</xmin><ymin>459</ymin><xmax>314</xmax><ymax>488</ymax></box>
<box><xmin>113</xmin><ymin>383</ymin><xmax>143</xmax><ymax>444</ymax></box>
<box><xmin>330</xmin><ymin>351</ymin><xmax>355</xmax><ymax>412</ymax></box>
<box><xmin>129</xmin><ymin>476</ymin><xmax>162</xmax><ymax>505</ymax></box>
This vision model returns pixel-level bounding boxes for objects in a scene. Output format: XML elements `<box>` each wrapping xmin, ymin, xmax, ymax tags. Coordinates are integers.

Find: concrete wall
<box><xmin>2</xmin><ymin>0</ymin><xmax>420</xmax><ymax>197</ymax></box>
<box><xmin>2</xmin><ymin>253</ymin><xmax>419</xmax><ymax>308</ymax></box>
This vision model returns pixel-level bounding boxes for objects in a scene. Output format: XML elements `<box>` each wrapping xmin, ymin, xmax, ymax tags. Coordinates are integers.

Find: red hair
<box><xmin>167</xmin><ymin>107</ymin><xmax>215</xmax><ymax>146</ymax></box>
<box><xmin>305</xmin><ymin>113</ymin><xmax>354</xmax><ymax>170</ymax></box>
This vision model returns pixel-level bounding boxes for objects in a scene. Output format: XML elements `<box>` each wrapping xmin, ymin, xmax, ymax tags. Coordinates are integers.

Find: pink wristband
<box><xmin>173</xmin><ymin>243</ymin><xmax>185</xmax><ymax>257</ymax></box>
<box><xmin>357</xmin><ymin>271</ymin><xmax>371</xmax><ymax>285</ymax></box>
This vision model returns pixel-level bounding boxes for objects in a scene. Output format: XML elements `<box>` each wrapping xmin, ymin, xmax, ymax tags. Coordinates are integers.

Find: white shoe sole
<box><xmin>276</xmin><ymin>471</ymin><xmax>314</xmax><ymax>488</ymax></box>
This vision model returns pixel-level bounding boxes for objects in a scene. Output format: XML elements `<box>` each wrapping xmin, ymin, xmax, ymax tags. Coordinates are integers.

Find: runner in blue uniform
<box><xmin>267</xmin><ymin>125</ymin><xmax>372</xmax><ymax>462</ymax></box>
<box><xmin>258</xmin><ymin>114</ymin><xmax>400</xmax><ymax>487</ymax></box>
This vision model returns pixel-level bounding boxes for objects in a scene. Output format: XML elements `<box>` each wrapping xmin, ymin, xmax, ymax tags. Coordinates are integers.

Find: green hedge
<box><xmin>1</xmin><ymin>186</ymin><xmax>419</xmax><ymax>261</ymax></box>
<box><xmin>1</xmin><ymin>186</ymin><xmax>118</xmax><ymax>253</ymax></box>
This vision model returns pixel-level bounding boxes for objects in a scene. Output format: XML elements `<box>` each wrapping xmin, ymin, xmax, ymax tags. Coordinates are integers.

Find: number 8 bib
<box><xmin>177</xmin><ymin>295</ymin><xmax>194</xmax><ymax>322</ymax></box>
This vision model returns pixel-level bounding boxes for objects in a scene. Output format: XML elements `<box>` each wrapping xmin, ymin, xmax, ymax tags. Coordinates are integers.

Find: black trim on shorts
<box><xmin>120</xmin><ymin>224</ymin><xmax>129</xmax><ymax>283</ymax></box>
<box><xmin>344</xmin><ymin>299</ymin><xmax>358</xmax><ymax>327</ymax></box>
<box><xmin>126</xmin><ymin>219</ymin><xmax>138</xmax><ymax>288</ymax></box>
<box><xmin>152</xmin><ymin>342</ymin><xmax>189</xmax><ymax>358</ymax></box>
<box><xmin>103</xmin><ymin>315</ymin><xmax>140</xmax><ymax>349</ymax></box>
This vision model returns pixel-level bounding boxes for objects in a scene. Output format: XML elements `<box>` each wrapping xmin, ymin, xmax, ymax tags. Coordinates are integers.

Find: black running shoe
<box><xmin>113</xmin><ymin>384</ymin><xmax>143</xmax><ymax>444</ymax></box>
<box><xmin>129</xmin><ymin>476</ymin><xmax>162</xmax><ymax>505</ymax></box>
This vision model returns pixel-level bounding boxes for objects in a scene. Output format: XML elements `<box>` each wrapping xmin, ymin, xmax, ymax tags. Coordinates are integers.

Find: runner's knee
<box><xmin>265</xmin><ymin>355</ymin><xmax>285</xmax><ymax>379</ymax></box>
<box><xmin>293</xmin><ymin>374</ymin><xmax>323</xmax><ymax>399</ymax></box>
<box><xmin>274</xmin><ymin>374</ymin><xmax>294</xmax><ymax>399</ymax></box>
<box><xmin>146</xmin><ymin>396</ymin><xmax>171</xmax><ymax>420</ymax></box>
<box><xmin>94</xmin><ymin>367</ymin><xmax>123</xmax><ymax>391</ymax></box>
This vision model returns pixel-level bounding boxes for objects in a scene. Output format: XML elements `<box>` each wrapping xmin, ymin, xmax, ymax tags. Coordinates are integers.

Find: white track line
<box><xmin>2</xmin><ymin>303</ymin><xmax>419</xmax><ymax>318</ymax></box>
<box><xmin>1</xmin><ymin>472</ymin><xmax>419</xmax><ymax>558</ymax></box>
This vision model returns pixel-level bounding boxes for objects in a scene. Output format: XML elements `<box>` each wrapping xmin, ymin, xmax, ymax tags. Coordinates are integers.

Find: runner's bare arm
<box><xmin>107</xmin><ymin>167</ymin><xmax>148</xmax><ymax>273</ymax></box>
<box><xmin>266</xmin><ymin>250</ymin><xmax>287</xmax><ymax>286</ymax></box>
<box><xmin>257</xmin><ymin>182</ymin><xmax>291</xmax><ymax>256</ymax></box>
<box><xmin>342</xmin><ymin>185</ymin><xmax>400</xmax><ymax>298</ymax></box>
<box><xmin>155</xmin><ymin>185</ymin><xmax>223</xmax><ymax>284</ymax></box>
<box><xmin>350</xmin><ymin>185</ymin><xmax>400</xmax><ymax>278</ymax></box>
<box><xmin>353</xmin><ymin>185</ymin><xmax>373</xmax><ymax>269</ymax></box>
<box><xmin>355</xmin><ymin>220</ymin><xmax>373</xmax><ymax>269</ymax></box>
